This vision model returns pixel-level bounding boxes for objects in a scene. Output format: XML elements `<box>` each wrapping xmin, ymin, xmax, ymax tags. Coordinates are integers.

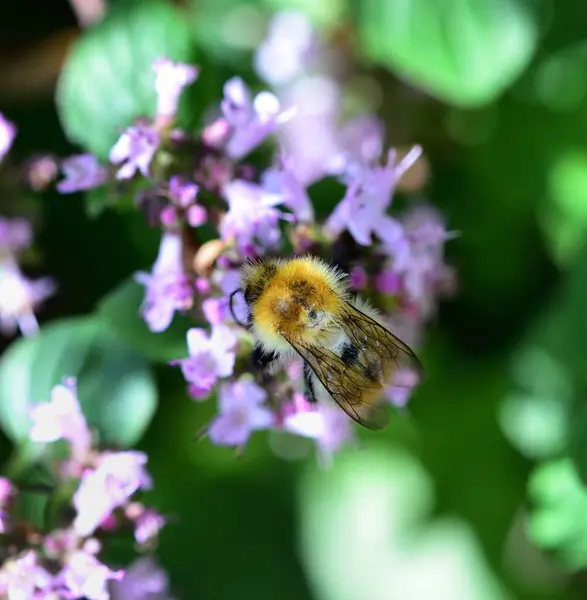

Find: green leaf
<box><xmin>499</xmin><ymin>345</ymin><xmax>571</xmax><ymax>460</ymax></box>
<box><xmin>56</xmin><ymin>0</ymin><xmax>196</xmax><ymax>158</ymax></box>
<box><xmin>96</xmin><ymin>277</ymin><xmax>190</xmax><ymax>363</ymax></box>
<box><xmin>357</xmin><ymin>0</ymin><xmax>539</xmax><ymax>107</ymax></box>
<box><xmin>0</xmin><ymin>316</ymin><xmax>158</xmax><ymax>451</ymax></box>
<box><xmin>528</xmin><ymin>458</ymin><xmax>587</xmax><ymax>569</ymax></box>
<box><xmin>540</xmin><ymin>149</ymin><xmax>587</xmax><ymax>266</ymax></box>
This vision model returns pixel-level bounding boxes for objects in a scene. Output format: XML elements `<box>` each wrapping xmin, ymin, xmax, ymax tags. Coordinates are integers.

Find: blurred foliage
<box><xmin>0</xmin><ymin>316</ymin><xmax>157</xmax><ymax>455</ymax></box>
<box><xmin>2</xmin><ymin>0</ymin><xmax>587</xmax><ymax>598</ymax></box>
<box><xmin>355</xmin><ymin>0</ymin><xmax>541</xmax><ymax>107</ymax></box>
<box><xmin>97</xmin><ymin>278</ymin><xmax>191</xmax><ymax>363</ymax></box>
<box><xmin>56</xmin><ymin>0</ymin><xmax>198</xmax><ymax>158</ymax></box>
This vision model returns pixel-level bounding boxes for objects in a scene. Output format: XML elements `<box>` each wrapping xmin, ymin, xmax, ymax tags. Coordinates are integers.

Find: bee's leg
<box><xmin>250</xmin><ymin>344</ymin><xmax>279</xmax><ymax>374</ymax></box>
<box><xmin>303</xmin><ymin>362</ymin><xmax>317</xmax><ymax>404</ymax></box>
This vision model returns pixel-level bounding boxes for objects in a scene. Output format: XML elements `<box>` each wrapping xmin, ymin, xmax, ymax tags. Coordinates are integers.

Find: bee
<box><xmin>229</xmin><ymin>256</ymin><xmax>423</xmax><ymax>430</ymax></box>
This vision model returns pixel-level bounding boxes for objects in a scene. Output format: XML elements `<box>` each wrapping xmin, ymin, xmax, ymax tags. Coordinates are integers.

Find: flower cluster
<box><xmin>0</xmin><ymin>117</ymin><xmax>56</xmax><ymax>338</ymax></box>
<box><xmin>48</xmin><ymin>15</ymin><xmax>455</xmax><ymax>463</ymax></box>
<box><xmin>0</xmin><ymin>379</ymin><xmax>171</xmax><ymax>600</ymax></box>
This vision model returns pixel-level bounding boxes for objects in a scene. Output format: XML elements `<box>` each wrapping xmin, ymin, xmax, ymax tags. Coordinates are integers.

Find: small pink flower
<box><xmin>153</xmin><ymin>58</ymin><xmax>199</xmax><ymax>119</ymax></box>
<box><xmin>221</xmin><ymin>77</ymin><xmax>296</xmax><ymax>159</ymax></box>
<box><xmin>110</xmin><ymin>557</ymin><xmax>172</xmax><ymax>600</ymax></box>
<box><xmin>57</xmin><ymin>154</ymin><xmax>108</xmax><ymax>194</ymax></box>
<box><xmin>174</xmin><ymin>324</ymin><xmax>237</xmax><ymax>398</ymax></box>
<box><xmin>0</xmin><ymin>551</ymin><xmax>53</xmax><ymax>600</ymax></box>
<box><xmin>220</xmin><ymin>180</ymin><xmax>288</xmax><ymax>254</ymax></box>
<box><xmin>0</xmin><ymin>217</ymin><xmax>31</xmax><ymax>254</ymax></box>
<box><xmin>59</xmin><ymin>550</ymin><xmax>123</xmax><ymax>600</ymax></box>
<box><xmin>0</xmin><ymin>257</ymin><xmax>55</xmax><ymax>337</ymax></box>
<box><xmin>73</xmin><ymin>451</ymin><xmax>151</xmax><ymax>537</ymax></box>
<box><xmin>325</xmin><ymin>146</ymin><xmax>422</xmax><ymax>248</ymax></box>
<box><xmin>208</xmin><ymin>379</ymin><xmax>273</xmax><ymax>447</ymax></box>
<box><xmin>29</xmin><ymin>379</ymin><xmax>92</xmax><ymax>462</ymax></box>
<box><xmin>0</xmin><ymin>113</ymin><xmax>16</xmax><ymax>163</ymax></box>
<box><xmin>109</xmin><ymin>122</ymin><xmax>160</xmax><ymax>180</ymax></box>
<box><xmin>135</xmin><ymin>231</ymin><xmax>194</xmax><ymax>332</ymax></box>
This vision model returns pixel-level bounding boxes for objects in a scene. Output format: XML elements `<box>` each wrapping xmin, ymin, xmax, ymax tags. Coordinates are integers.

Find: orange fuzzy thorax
<box><xmin>241</xmin><ymin>256</ymin><xmax>348</xmax><ymax>352</ymax></box>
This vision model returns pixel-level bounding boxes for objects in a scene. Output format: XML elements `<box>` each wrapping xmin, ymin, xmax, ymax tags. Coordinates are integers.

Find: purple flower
<box><xmin>284</xmin><ymin>402</ymin><xmax>354</xmax><ymax>464</ymax></box>
<box><xmin>274</xmin><ymin>76</ymin><xmax>342</xmax><ymax>186</ymax></box>
<box><xmin>386</xmin><ymin>369</ymin><xmax>420</xmax><ymax>408</ymax></box>
<box><xmin>168</xmin><ymin>176</ymin><xmax>207</xmax><ymax>227</ymax></box>
<box><xmin>29</xmin><ymin>379</ymin><xmax>92</xmax><ymax>462</ymax></box>
<box><xmin>330</xmin><ymin>115</ymin><xmax>385</xmax><ymax>176</ymax></box>
<box><xmin>135</xmin><ymin>231</ymin><xmax>194</xmax><ymax>332</ymax></box>
<box><xmin>0</xmin><ymin>257</ymin><xmax>56</xmax><ymax>337</ymax></box>
<box><xmin>73</xmin><ymin>451</ymin><xmax>152</xmax><ymax>537</ymax></box>
<box><xmin>174</xmin><ymin>324</ymin><xmax>237</xmax><ymax>399</ymax></box>
<box><xmin>325</xmin><ymin>146</ymin><xmax>422</xmax><ymax>248</ymax></box>
<box><xmin>59</xmin><ymin>550</ymin><xmax>123</xmax><ymax>600</ymax></box>
<box><xmin>169</xmin><ymin>176</ymin><xmax>198</xmax><ymax>208</ymax></box>
<box><xmin>0</xmin><ymin>477</ymin><xmax>12</xmax><ymax>508</ymax></box>
<box><xmin>208</xmin><ymin>379</ymin><xmax>273</xmax><ymax>447</ymax></box>
<box><xmin>110</xmin><ymin>557</ymin><xmax>174</xmax><ymax>600</ymax></box>
<box><xmin>0</xmin><ymin>217</ymin><xmax>32</xmax><ymax>255</ymax></box>
<box><xmin>374</xmin><ymin>270</ymin><xmax>401</xmax><ymax>295</ymax></box>
<box><xmin>262</xmin><ymin>157</ymin><xmax>314</xmax><ymax>222</ymax></box>
<box><xmin>391</xmin><ymin>205</ymin><xmax>456</xmax><ymax>316</ymax></box>
<box><xmin>349</xmin><ymin>266</ymin><xmax>368</xmax><ymax>290</ymax></box>
<box><xmin>56</xmin><ymin>154</ymin><xmax>109</xmax><ymax>194</ymax></box>
<box><xmin>220</xmin><ymin>180</ymin><xmax>288</xmax><ymax>254</ymax></box>
<box><xmin>132</xmin><ymin>507</ymin><xmax>166</xmax><ymax>546</ymax></box>
<box><xmin>254</xmin><ymin>11</ymin><xmax>315</xmax><ymax>86</ymax></box>
<box><xmin>0</xmin><ymin>113</ymin><xmax>16</xmax><ymax>163</ymax></box>
<box><xmin>221</xmin><ymin>77</ymin><xmax>296</xmax><ymax>159</ymax></box>
<box><xmin>0</xmin><ymin>551</ymin><xmax>53</xmax><ymax>600</ymax></box>
<box><xmin>153</xmin><ymin>58</ymin><xmax>199</xmax><ymax>119</ymax></box>
<box><xmin>202</xmin><ymin>269</ymin><xmax>247</xmax><ymax>326</ymax></box>
<box><xmin>109</xmin><ymin>123</ymin><xmax>160</xmax><ymax>180</ymax></box>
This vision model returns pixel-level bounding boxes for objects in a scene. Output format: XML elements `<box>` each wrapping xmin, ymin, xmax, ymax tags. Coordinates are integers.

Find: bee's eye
<box><xmin>308</xmin><ymin>308</ymin><xmax>317</xmax><ymax>321</ymax></box>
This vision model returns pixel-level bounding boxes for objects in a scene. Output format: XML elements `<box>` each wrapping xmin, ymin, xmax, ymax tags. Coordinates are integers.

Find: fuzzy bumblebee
<box><xmin>230</xmin><ymin>255</ymin><xmax>423</xmax><ymax>429</ymax></box>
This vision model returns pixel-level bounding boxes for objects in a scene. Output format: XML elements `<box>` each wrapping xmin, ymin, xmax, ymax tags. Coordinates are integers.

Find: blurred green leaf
<box><xmin>96</xmin><ymin>277</ymin><xmax>189</xmax><ymax>363</ymax></box>
<box><xmin>528</xmin><ymin>458</ymin><xmax>587</xmax><ymax>569</ymax></box>
<box><xmin>84</xmin><ymin>176</ymin><xmax>152</xmax><ymax>219</ymax></box>
<box><xmin>499</xmin><ymin>392</ymin><xmax>567</xmax><ymax>461</ymax></box>
<box><xmin>0</xmin><ymin>316</ymin><xmax>158</xmax><ymax>453</ymax></box>
<box><xmin>499</xmin><ymin>345</ymin><xmax>571</xmax><ymax>460</ymax></box>
<box><xmin>187</xmin><ymin>0</ymin><xmax>268</xmax><ymax>65</ymax></box>
<box><xmin>357</xmin><ymin>0</ymin><xmax>539</xmax><ymax>107</ymax></box>
<box><xmin>540</xmin><ymin>149</ymin><xmax>587</xmax><ymax>266</ymax></box>
<box><xmin>299</xmin><ymin>447</ymin><xmax>512</xmax><ymax>600</ymax></box>
<box><xmin>262</xmin><ymin>0</ymin><xmax>346</xmax><ymax>29</ymax></box>
<box><xmin>56</xmin><ymin>0</ymin><xmax>196</xmax><ymax>158</ymax></box>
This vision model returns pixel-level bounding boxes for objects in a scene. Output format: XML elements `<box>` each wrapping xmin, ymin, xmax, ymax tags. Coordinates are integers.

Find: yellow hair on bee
<box><xmin>239</xmin><ymin>255</ymin><xmax>348</xmax><ymax>356</ymax></box>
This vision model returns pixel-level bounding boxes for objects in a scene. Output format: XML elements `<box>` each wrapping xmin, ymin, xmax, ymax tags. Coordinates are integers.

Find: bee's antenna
<box><xmin>229</xmin><ymin>289</ymin><xmax>248</xmax><ymax>327</ymax></box>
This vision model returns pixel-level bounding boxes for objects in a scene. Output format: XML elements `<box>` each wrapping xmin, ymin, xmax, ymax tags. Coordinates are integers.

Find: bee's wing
<box><xmin>339</xmin><ymin>301</ymin><xmax>424</xmax><ymax>387</ymax></box>
<box><xmin>289</xmin><ymin>338</ymin><xmax>392</xmax><ymax>430</ymax></box>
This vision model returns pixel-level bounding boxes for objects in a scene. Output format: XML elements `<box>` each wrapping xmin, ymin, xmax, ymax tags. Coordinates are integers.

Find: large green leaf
<box><xmin>0</xmin><ymin>316</ymin><xmax>158</xmax><ymax>451</ymax></box>
<box><xmin>56</xmin><ymin>0</ymin><xmax>197</xmax><ymax>158</ymax></box>
<box><xmin>357</xmin><ymin>0</ymin><xmax>539</xmax><ymax>107</ymax></box>
<box><xmin>96</xmin><ymin>277</ymin><xmax>190</xmax><ymax>363</ymax></box>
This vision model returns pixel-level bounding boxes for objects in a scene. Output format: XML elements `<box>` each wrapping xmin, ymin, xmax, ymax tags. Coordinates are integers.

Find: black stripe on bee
<box><xmin>339</xmin><ymin>342</ymin><xmax>361</xmax><ymax>367</ymax></box>
<box><xmin>303</xmin><ymin>361</ymin><xmax>317</xmax><ymax>403</ymax></box>
<box><xmin>243</xmin><ymin>264</ymin><xmax>278</xmax><ymax>305</ymax></box>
